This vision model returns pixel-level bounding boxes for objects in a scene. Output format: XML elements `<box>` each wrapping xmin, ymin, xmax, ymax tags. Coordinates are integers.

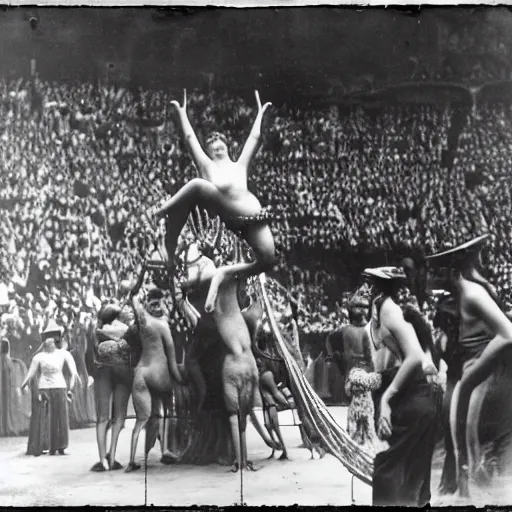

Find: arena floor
<box><xmin>1</xmin><ymin>406</ymin><xmax>511</xmax><ymax>507</ymax></box>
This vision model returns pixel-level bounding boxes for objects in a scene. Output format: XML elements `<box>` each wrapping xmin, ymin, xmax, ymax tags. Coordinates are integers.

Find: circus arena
<box><xmin>3</xmin><ymin>6</ymin><xmax>512</xmax><ymax>508</ymax></box>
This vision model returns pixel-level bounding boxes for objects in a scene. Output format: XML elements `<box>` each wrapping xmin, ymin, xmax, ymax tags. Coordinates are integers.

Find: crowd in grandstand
<box><xmin>1</xmin><ymin>76</ymin><xmax>512</xmax><ymax>369</ymax></box>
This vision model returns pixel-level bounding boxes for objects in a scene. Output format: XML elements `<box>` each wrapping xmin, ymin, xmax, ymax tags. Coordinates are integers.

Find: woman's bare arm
<box><xmin>237</xmin><ymin>90</ymin><xmax>272</xmax><ymax>169</ymax></box>
<box><xmin>380</xmin><ymin>300</ymin><xmax>424</xmax><ymax>403</ymax></box>
<box><xmin>171</xmin><ymin>89</ymin><xmax>212</xmax><ymax>178</ymax></box>
<box><xmin>20</xmin><ymin>355</ymin><xmax>40</xmax><ymax>390</ymax></box>
<box><xmin>460</xmin><ymin>284</ymin><xmax>512</xmax><ymax>389</ymax></box>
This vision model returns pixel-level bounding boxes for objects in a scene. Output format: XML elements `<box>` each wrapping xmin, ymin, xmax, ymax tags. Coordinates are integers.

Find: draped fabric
<box><xmin>0</xmin><ymin>353</ymin><xmax>31</xmax><ymax>436</ymax></box>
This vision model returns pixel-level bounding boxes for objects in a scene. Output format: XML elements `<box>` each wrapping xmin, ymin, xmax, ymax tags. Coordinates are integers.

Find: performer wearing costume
<box><xmin>426</xmin><ymin>235</ymin><xmax>512</xmax><ymax>497</ymax></box>
<box><xmin>148</xmin><ymin>89</ymin><xmax>275</xmax><ymax>313</ymax></box>
<box><xmin>363</xmin><ymin>266</ymin><xmax>442</xmax><ymax>507</ymax></box>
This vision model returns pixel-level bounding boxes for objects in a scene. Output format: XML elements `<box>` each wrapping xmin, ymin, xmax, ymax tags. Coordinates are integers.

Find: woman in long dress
<box><xmin>148</xmin><ymin>90</ymin><xmax>275</xmax><ymax>313</ymax></box>
<box><xmin>426</xmin><ymin>235</ymin><xmax>512</xmax><ymax>497</ymax></box>
<box><xmin>363</xmin><ymin>266</ymin><xmax>442</xmax><ymax>507</ymax></box>
<box><xmin>20</xmin><ymin>320</ymin><xmax>79</xmax><ymax>456</ymax></box>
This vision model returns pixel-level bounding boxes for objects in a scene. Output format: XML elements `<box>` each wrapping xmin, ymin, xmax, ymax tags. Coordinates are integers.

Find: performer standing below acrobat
<box><xmin>148</xmin><ymin>89</ymin><xmax>276</xmax><ymax>313</ymax></box>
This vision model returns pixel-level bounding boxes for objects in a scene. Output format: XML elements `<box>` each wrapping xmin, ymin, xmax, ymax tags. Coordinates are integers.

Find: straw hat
<box><xmin>363</xmin><ymin>266</ymin><xmax>407</xmax><ymax>280</ymax></box>
<box><xmin>41</xmin><ymin>319</ymin><xmax>64</xmax><ymax>340</ymax></box>
<box><xmin>426</xmin><ymin>234</ymin><xmax>489</xmax><ymax>267</ymax></box>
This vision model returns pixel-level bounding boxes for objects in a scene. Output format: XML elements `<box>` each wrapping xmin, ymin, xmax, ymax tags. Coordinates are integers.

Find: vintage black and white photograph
<box><xmin>2</xmin><ymin>3</ymin><xmax>512</xmax><ymax>507</ymax></box>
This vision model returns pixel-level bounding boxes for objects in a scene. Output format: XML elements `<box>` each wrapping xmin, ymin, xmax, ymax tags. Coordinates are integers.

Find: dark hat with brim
<box><xmin>147</xmin><ymin>287</ymin><xmax>164</xmax><ymax>301</ymax></box>
<box><xmin>426</xmin><ymin>234</ymin><xmax>489</xmax><ymax>267</ymax></box>
<box><xmin>363</xmin><ymin>266</ymin><xmax>407</xmax><ymax>280</ymax></box>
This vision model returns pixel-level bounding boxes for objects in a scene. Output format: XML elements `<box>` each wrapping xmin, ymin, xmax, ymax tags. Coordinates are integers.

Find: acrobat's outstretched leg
<box><xmin>150</xmin><ymin>178</ymin><xmax>224</xmax><ymax>265</ymax></box>
<box><xmin>204</xmin><ymin>224</ymin><xmax>275</xmax><ymax>313</ymax></box>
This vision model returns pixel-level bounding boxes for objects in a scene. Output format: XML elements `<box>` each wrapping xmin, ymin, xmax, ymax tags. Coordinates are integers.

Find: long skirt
<box><xmin>372</xmin><ymin>366</ymin><xmax>443</xmax><ymax>507</ymax></box>
<box><xmin>26</xmin><ymin>387</ymin><xmax>69</xmax><ymax>456</ymax></box>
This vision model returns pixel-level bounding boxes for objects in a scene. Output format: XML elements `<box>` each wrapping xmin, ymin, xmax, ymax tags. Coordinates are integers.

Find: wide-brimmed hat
<box><xmin>41</xmin><ymin>319</ymin><xmax>63</xmax><ymax>340</ymax></box>
<box><xmin>426</xmin><ymin>234</ymin><xmax>489</xmax><ymax>267</ymax></box>
<box><xmin>363</xmin><ymin>266</ymin><xmax>407</xmax><ymax>280</ymax></box>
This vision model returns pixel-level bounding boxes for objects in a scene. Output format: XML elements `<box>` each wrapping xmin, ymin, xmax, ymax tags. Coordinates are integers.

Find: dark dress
<box><xmin>372</xmin><ymin>365</ymin><xmax>442</xmax><ymax>507</ymax></box>
<box><xmin>26</xmin><ymin>384</ymin><xmax>69</xmax><ymax>456</ymax></box>
<box><xmin>368</xmin><ymin>297</ymin><xmax>443</xmax><ymax>507</ymax></box>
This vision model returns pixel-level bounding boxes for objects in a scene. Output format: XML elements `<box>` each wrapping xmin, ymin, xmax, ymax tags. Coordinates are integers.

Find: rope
<box><xmin>258</xmin><ymin>274</ymin><xmax>373</xmax><ymax>487</ymax></box>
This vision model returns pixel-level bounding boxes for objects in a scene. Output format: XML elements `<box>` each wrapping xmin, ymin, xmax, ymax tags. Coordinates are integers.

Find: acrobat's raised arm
<box><xmin>237</xmin><ymin>90</ymin><xmax>272</xmax><ymax>169</ymax></box>
<box><xmin>171</xmin><ymin>89</ymin><xmax>212</xmax><ymax>178</ymax></box>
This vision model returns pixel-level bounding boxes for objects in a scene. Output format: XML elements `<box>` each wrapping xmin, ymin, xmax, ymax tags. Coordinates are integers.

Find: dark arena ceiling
<box><xmin>1</xmin><ymin>7</ymin><xmax>512</xmax><ymax>103</ymax></box>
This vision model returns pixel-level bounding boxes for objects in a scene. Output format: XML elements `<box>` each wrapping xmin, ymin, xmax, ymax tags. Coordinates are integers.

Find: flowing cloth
<box><xmin>0</xmin><ymin>355</ymin><xmax>31</xmax><ymax>436</ymax></box>
<box><xmin>372</xmin><ymin>365</ymin><xmax>443</xmax><ymax>507</ymax></box>
<box><xmin>26</xmin><ymin>385</ymin><xmax>69</xmax><ymax>455</ymax></box>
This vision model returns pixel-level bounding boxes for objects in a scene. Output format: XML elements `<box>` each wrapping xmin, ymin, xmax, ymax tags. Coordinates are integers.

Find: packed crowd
<box><xmin>1</xmin><ymin>78</ymin><xmax>512</xmax><ymax>363</ymax></box>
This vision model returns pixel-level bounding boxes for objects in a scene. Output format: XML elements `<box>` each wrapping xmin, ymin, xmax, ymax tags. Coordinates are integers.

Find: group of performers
<box><xmin>18</xmin><ymin>88</ymin><xmax>512</xmax><ymax>507</ymax></box>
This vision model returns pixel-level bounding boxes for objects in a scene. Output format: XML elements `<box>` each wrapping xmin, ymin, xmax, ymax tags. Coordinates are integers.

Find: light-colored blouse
<box><xmin>34</xmin><ymin>350</ymin><xmax>68</xmax><ymax>389</ymax></box>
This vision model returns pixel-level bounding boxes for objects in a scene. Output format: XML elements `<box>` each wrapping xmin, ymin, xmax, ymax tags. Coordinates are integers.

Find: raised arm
<box><xmin>237</xmin><ymin>90</ymin><xmax>272</xmax><ymax>169</ymax></box>
<box><xmin>171</xmin><ymin>89</ymin><xmax>212</xmax><ymax>177</ymax></box>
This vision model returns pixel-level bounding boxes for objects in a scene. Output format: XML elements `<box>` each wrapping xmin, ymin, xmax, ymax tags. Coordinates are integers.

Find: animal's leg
<box><xmin>241</xmin><ymin>423</ymin><xmax>258</xmax><ymax>471</ymax></box>
<box><xmin>450</xmin><ymin>381</ymin><xmax>469</xmax><ymax>497</ymax></box>
<box><xmin>91</xmin><ymin>369</ymin><xmax>113</xmax><ymax>472</ymax></box>
<box><xmin>467</xmin><ymin>378</ymin><xmax>491</xmax><ymax>486</ymax></box>
<box><xmin>204</xmin><ymin>224</ymin><xmax>275</xmax><ymax>313</ymax></box>
<box><xmin>126</xmin><ymin>375</ymin><xmax>151</xmax><ymax>473</ymax></box>
<box><xmin>228</xmin><ymin>414</ymin><xmax>242</xmax><ymax>473</ymax></box>
<box><xmin>108</xmin><ymin>381</ymin><xmax>131</xmax><ymax>470</ymax></box>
